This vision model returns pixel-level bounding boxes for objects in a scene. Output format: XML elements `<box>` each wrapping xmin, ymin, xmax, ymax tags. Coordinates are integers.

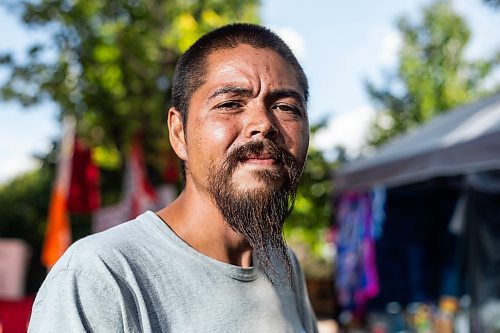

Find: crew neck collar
<box><xmin>140</xmin><ymin>211</ymin><xmax>259</xmax><ymax>282</ymax></box>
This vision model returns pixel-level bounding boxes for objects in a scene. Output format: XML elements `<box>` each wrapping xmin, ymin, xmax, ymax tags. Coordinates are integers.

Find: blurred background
<box><xmin>0</xmin><ymin>0</ymin><xmax>499</xmax><ymax>332</ymax></box>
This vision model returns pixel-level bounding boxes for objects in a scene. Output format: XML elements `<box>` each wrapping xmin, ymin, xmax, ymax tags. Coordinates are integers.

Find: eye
<box><xmin>215</xmin><ymin>101</ymin><xmax>244</xmax><ymax>111</ymax></box>
<box><xmin>272</xmin><ymin>103</ymin><xmax>303</xmax><ymax>116</ymax></box>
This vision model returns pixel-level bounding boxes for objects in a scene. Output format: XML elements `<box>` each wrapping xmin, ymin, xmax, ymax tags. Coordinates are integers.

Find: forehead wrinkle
<box><xmin>205</xmin><ymin>45</ymin><xmax>301</xmax><ymax>103</ymax></box>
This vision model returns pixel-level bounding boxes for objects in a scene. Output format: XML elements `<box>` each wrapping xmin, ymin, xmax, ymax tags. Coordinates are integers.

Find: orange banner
<box><xmin>41</xmin><ymin>117</ymin><xmax>75</xmax><ymax>269</ymax></box>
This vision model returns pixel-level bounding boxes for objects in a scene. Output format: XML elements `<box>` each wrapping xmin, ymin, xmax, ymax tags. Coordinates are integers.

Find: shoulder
<box><xmin>31</xmin><ymin>214</ymin><xmax>156</xmax><ymax>313</ymax></box>
<box><xmin>50</xmin><ymin>211</ymin><xmax>162</xmax><ymax>277</ymax></box>
<box><xmin>30</xmin><ymin>212</ymin><xmax>175</xmax><ymax>332</ymax></box>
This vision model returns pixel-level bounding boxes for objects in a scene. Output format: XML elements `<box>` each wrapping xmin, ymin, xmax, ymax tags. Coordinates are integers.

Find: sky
<box><xmin>0</xmin><ymin>0</ymin><xmax>499</xmax><ymax>184</ymax></box>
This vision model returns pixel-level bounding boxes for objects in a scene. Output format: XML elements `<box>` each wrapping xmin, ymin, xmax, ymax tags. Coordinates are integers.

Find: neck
<box><xmin>156</xmin><ymin>181</ymin><xmax>253</xmax><ymax>268</ymax></box>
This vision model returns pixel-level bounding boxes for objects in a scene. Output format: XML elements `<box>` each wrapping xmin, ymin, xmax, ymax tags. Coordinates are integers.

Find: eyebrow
<box><xmin>268</xmin><ymin>89</ymin><xmax>306</xmax><ymax>109</ymax></box>
<box><xmin>207</xmin><ymin>86</ymin><xmax>253</xmax><ymax>101</ymax></box>
<box><xmin>207</xmin><ymin>86</ymin><xmax>306</xmax><ymax>108</ymax></box>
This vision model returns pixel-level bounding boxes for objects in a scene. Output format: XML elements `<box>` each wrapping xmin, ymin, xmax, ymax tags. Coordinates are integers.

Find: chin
<box><xmin>232</xmin><ymin>171</ymin><xmax>285</xmax><ymax>191</ymax></box>
<box><xmin>233</xmin><ymin>182</ymin><xmax>274</xmax><ymax>193</ymax></box>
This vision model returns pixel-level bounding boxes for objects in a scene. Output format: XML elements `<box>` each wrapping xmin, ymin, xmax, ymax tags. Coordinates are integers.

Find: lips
<box><xmin>219</xmin><ymin>140</ymin><xmax>301</xmax><ymax>189</ymax></box>
<box><xmin>241</xmin><ymin>152</ymin><xmax>278</xmax><ymax>164</ymax></box>
<box><xmin>224</xmin><ymin>140</ymin><xmax>291</xmax><ymax>173</ymax></box>
<box><xmin>245</xmin><ymin>153</ymin><xmax>273</xmax><ymax>159</ymax></box>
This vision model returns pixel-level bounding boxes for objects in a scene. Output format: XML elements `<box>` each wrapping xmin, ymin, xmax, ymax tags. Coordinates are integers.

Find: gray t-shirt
<box><xmin>29</xmin><ymin>211</ymin><xmax>318</xmax><ymax>332</ymax></box>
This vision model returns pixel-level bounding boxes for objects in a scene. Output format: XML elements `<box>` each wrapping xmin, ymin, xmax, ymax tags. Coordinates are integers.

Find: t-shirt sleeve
<box><xmin>28</xmin><ymin>268</ymin><xmax>124</xmax><ymax>333</ymax></box>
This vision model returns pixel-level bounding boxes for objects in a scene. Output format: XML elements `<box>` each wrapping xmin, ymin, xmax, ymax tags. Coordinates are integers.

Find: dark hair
<box><xmin>171</xmin><ymin>23</ymin><xmax>309</xmax><ymax>128</ymax></box>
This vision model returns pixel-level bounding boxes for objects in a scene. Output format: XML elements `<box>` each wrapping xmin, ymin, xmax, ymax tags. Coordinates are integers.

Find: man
<box><xmin>29</xmin><ymin>23</ymin><xmax>318</xmax><ymax>332</ymax></box>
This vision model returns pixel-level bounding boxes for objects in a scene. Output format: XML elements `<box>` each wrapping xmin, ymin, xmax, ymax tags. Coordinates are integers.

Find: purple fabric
<box><xmin>335</xmin><ymin>191</ymin><xmax>380</xmax><ymax>314</ymax></box>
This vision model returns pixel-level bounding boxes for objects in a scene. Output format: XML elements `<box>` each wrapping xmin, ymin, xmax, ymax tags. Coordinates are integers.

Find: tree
<box><xmin>0</xmin><ymin>160</ymin><xmax>52</xmax><ymax>292</ymax></box>
<box><xmin>366</xmin><ymin>0</ymin><xmax>499</xmax><ymax>146</ymax></box>
<box><xmin>0</xmin><ymin>143</ymin><xmax>99</xmax><ymax>291</ymax></box>
<box><xmin>0</xmin><ymin>0</ymin><xmax>259</xmax><ymax>197</ymax></box>
<box><xmin>2</xmin><ymin>1</ymin><xmax>340</xmax><ymax>280</ymax></box>
<box><xmin>284</xmin><ymin>122</ymin><xmax>337</xmax><ymax>278</ymax></box>
<box><xmin>0</xmin><ymin>0</ymin><xmax>259</xmax><ymax>286</ymax></box>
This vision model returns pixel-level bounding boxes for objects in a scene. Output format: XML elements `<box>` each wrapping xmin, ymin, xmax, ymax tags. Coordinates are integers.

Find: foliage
<box><xmin>0</xmin><ymin>146</ymin><xmax>93</xmax><ymax>291</ymax></box>
<box><xmin>285</xmin><ymin>122</ymin><xmax>336</xmax><ymax>275</ymax></box>
<box><xmin>366</xmin><ymin>0</ymin><xmax>499</xmax><ymax>146</ymax></box>
<box><xmin>0</xmin><ymin>0</ymin><xmax>260</xmax><ymax>285</ymax></box>
<box><xmin>0</xmin><ymin>162</ymin><xmax>52</xmax><ymax>292</ymax></box>
<box><xmin>1</xmin><ymin>0</ymin><xmax>336</xmax><ymax>278</ymax></box>
<box><xmin>0</xmin><ymin>166</ymin><xmax>51</xmax><ymax>246</ymax></box>
<box><xmin>0</xmin><ymin>0</ymin><xmax>259</xmax><ymax>179</ymax></box>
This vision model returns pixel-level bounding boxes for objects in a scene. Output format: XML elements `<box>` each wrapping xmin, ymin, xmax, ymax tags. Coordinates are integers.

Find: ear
<box><xmin>168</xmin><ymin>107</ymin><xmax>187</xmax><ymax>162</ymax></box>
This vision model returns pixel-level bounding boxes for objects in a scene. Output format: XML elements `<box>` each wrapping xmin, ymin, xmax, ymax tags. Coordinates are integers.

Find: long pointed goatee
<box><xmin>208</xmin><ymin>140</ymin><xmax>303</xmax><ymax>286</ymax></box>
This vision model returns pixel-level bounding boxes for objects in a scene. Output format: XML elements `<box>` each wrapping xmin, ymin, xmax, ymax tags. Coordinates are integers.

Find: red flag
<box><xmin>68</xmin><ymin>139</ymin><xmax>100</xmax><ymax>213</ymax></box>
<box><xmin>41</xmin><ymin>117</ymin><xmax>75</xmax><ymax>269</ymax></box>
<box><xmin>91</xmin><ymin>135</ymin><xmax>158</xmax><ymax>233</ymax></box>
<box><xmin>123</xmin><ymin>134</ymin><xmax>157</xmax><ymax>218</ymax></box>
<box><xmin>0</xmin><ymin>295</ymin><xmax>34</xmax><ymax>333</ymax></box>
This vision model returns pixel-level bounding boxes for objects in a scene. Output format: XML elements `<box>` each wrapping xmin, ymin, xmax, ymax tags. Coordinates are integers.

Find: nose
<box><xmin>243</xmin><ymin>105</ymin><xmax>279</xmax><ymax>140</ymax></box>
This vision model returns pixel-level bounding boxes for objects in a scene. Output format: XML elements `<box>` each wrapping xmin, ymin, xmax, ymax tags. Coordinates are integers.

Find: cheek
<box><xmin>284</xmin><ymin>122</ymin><xmax>309</xmax><ymax>155</ymax></box>
<box><xmin>191</xmin><ymin>119</ymin><xmax>239</xmax><ymax>153</ymax></box>
<box><xmin>301</xmin><ymin>127</ymin><xmax>310</xmax><ymax>150</ymax></box>
<box><xmin>212</xmin><ymin>125</ymin><xmax>229</xmax><ymax>143</ymax></box>
<box><xmin>298</xmin><ymin>135</ymin><xmax>310</xmax><ymax>161</ymax></box>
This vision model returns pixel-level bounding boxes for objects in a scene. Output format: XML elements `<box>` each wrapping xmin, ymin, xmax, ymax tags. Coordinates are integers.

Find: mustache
<box><xmin>222</xmin><ymin>140</ymin><xmax>298</xmax><ymax>174</ymax></box>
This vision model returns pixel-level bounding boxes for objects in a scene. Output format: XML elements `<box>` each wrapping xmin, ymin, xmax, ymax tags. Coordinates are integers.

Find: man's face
<box><xmin>184</xmin><ymin>44</ymin><xmax>309</xmax><ymax>193</ymax></box>
<box><xmin>179</xmin><ymin>44</ymin><xmax>309</xmax><ymax>283</ymax></box>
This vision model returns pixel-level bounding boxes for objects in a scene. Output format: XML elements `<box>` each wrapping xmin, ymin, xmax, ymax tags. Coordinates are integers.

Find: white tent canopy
<box><xmin>335</xmin><ymin>93</ymin><xmax>500</xmax><ymax>191</ymax></box>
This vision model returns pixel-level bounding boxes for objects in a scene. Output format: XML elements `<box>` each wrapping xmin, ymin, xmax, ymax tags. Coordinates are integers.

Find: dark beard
<box><xmin>208</xmin><ymin>140</ymin><xmax>303</xmax><ymax>286</ymax></box>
